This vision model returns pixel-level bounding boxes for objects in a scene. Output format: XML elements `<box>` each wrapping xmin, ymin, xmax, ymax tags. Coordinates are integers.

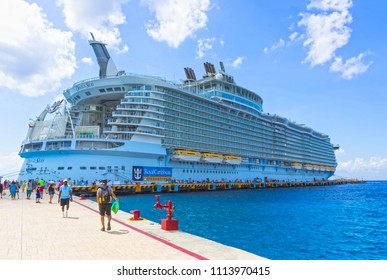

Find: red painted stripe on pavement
<box><xmin>73</xmin><ymin>200</ymin><xmax>209</xmax><ymax>260</ymax></box>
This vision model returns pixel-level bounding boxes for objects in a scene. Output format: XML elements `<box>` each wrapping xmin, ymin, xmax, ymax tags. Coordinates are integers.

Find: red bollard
<box><xmin>80</xmin><ymin>194</ymin><xmax>86</xmax><ymax>200</ymax></box>
<box><xmin>130</xmin><ymin>210</ymin><xmax>143</xmax><ymax>220</ymax></box>
<box><xmin>154</xmin><ymin>195</ymin><xmax>178</xmax><ymax>230</ymax></box>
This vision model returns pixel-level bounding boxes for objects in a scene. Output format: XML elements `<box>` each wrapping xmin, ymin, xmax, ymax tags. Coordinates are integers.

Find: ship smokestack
<box><xmin>88</xmin><ymin>33</ymin><xmax>119</xmax><ymax>78</ymax></box>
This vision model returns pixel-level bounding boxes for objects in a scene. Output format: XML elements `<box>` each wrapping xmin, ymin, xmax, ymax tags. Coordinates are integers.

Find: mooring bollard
<box><xmin>154</xmin><ymin>195</ymin><xmax>178</xmax><ymax>230</ymax></box>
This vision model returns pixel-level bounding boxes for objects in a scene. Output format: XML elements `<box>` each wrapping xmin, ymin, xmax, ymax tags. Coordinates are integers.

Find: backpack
<box><xmin>99</xmin><ymin>186</ymin><xmax>111</xmax><ymax>204</ymax></box>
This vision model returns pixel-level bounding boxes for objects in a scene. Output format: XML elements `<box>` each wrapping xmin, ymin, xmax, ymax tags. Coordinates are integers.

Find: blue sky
<box><xmin>0</xmin><ymin>0</ymin><xmax>386</xmax><ymax>180</ymax></box>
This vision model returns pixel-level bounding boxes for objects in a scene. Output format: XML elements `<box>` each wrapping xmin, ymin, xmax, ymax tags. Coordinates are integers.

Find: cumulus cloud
<box><xmin>298</xmin><ymin>0</ymin><xmax>372</xmax><ymax>79</ymax></box>
<box><xmin>265</xmin><ymin>0</ymin><xmax>371</xmax><ymax>79</ymax></box>
<box><xmin>81</xmin><ymin>57</ymin><xmax>94</xmax><ymax>65</ymax></box>
<box><xmin>337</xmin><ymin>157</ymin><xmax>387</xmax><ymax>175</ymax></box>
<box><xmin>56</xmin><ymin>0</ymin><xmax>128</xmax><ymax>53</ymax></box>
<box><xmin>0</xmin><ymin>0</ymin><xmax>76</xmax><ymax>97</ymax></box>
<box><xmin>299</xmin><ymin>5</ymin><xmax>352</xmax><ymax>66</ymax></box>
<box><xmin>230</xmin><ymin>56</ymin><xmax>244</xmax><ymax>68</ymax></box>
<box><xmin>196</xmin><ymin>37</ymin><xmax>215</xmax><ymax>58</ymax></box>
<box><xmin>330</xmin><ymin>52</ymin><xmax>372</xmax><ymax>79</ymax></box>
<box><xmin>263</xmin><ymin>38</ymin><xmax>285</xmax><ymax>54</ymax></box>
<box><xmin>141</xmin><ymin>0</ymin><xmax>210</xmax><ymax>48</ymax></box>
<box><xmin>307</xmin><ymin>0</ymin><xmax>352</xmax><ymax>11</ymax></box>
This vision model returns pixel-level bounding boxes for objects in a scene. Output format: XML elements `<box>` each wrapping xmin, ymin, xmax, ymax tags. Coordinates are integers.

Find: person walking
<box><xmin>26</xmin><ymin>180</ymin><xmax>33</xmax><ymax>199</ymax></box>
<box><xmin>0</xmin><ymin>182</ymin><xmax>3</xmax><ymax>199</ymax></box>
<box><xmin>16</xmin><ymin>181</ymin><xmax>20</xmax><ymax>199</ymax></box>
<box><xmin>58</xmin><ymin>179</ymin><xmax>72</xmax><ymax>217</ymax></box>
<box><xmin>48</xmin><ymin>181</ymin><xmax>56</xmax><ymax>203</ymax></box>
<box><xmin>39</xmin><ymin>180</ymin><xmax>45</xmax><ymax>199</ymax></box>
<box><xmin>35</xmin><ymin>185</ymin><xmax>41</xmax><ymax>203</ymax></box>
<box><xmin>96</xmin><ymin>180</ymin><xmax>118</xmax><ymax>231</ymax></box>
<box><xmin>9</xmin><ymin>181</ymin><xmax>17</xmax><ymax>200</ymax></box>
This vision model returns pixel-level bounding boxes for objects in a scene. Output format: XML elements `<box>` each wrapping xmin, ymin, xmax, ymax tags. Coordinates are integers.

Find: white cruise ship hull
<box><xmin>17</xmin><ymin>35</ymin><xmax>337</xmax><ymax>184</ymax></box>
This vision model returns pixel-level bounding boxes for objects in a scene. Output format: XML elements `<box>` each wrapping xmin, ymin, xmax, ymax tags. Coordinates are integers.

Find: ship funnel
<box><xmin>88</xmin><ymin>33</ymin><xmax>119</xmax><ymax>78</ymax></box>
<box><xmin>219</xmin><ymin>61</ymin><xmax>226</xmax><ymax>73</ymax></box>
<box><xmin>184</xmin><ymin>67</ymin><xmax>197</xmax><ymax>82</ymax></box>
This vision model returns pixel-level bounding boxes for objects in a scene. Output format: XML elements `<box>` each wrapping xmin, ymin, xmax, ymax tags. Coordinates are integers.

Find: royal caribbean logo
<box><xmin>132</xmin><ymin>166</ymin><xmax>172</xmax><ymax>181</ymax></box>
<box><xmin>132</xmin><ymin>166</ymin><xmax>144</xmax><ymax>181</ymax></box>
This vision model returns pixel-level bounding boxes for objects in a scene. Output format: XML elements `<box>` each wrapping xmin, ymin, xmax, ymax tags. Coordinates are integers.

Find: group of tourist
<box><xmin>1</xmin><ymin>177</ymin><xmax>119</xmax><ymax>232</ymax></box>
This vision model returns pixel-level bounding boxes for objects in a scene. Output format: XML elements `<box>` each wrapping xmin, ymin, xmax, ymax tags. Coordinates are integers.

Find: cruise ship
<box><xmin>18</xmin><ymin>34</ymin><xmax>338</xmax><ymax>184</ymax></box>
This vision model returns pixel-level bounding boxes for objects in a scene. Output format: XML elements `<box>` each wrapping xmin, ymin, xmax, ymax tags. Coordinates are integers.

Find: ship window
<box><xmin>106</xmin><ymin>88</ymin><xmax>113</xmax><ymax>92</ymax></box>
<box><xmin>80</xmin><ymin>166</ymin><xmax>87</xmax><ymax>170</ymax></box>
<box><xmin>99</xmin><ymin>89</ymin><xmax>106</xmax><ymax>93</ymax></box>
<box><xmin>121</xmin><ymin>166</ymin><xmax>125</xmax><ymax>171</ymax></box>
<box><xmin>67</xmin><ymin>167</ymin><xmax>72</xmax><ymax>170</ymax></box>
<box><xmin>90</xmin><ymin>166</ymin><xmax>96</xmax><ymax>170</ymax></box>
<box><xmin>85</xmin><ymin>91</ymin><xmax>91</xmax><ymax>96</ymax></box>
<box><xmin>99</xmin><ymin>167</ymin><xmax>105</xmax><ymax>170</ymax></box>
<box><xmin>58</xmin><ymin>167</ymin><xmax>65</xmax><ymax>170</ymax></box>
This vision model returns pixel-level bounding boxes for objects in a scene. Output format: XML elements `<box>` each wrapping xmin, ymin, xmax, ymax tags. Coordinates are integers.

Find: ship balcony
<box><xmin>117</xmin><ymin>103</ymin><xmax>164</xmax><ymax>109</ymax></box>
<box><xmin>118</xmin><ymin>99</ymin><xmax>164</xmax><ymax>107</ymax></box>
<box><xmin>103</xmin><ymin>127</ymin><xmax>164</xmax><ymax>137</ymax></box>
<box><xmin>107</xmin><ymin>119</ymin><xmax>140</xmax><ymax>125</ymax></box>
<box><xmin>112</xmin><ymin>112</ymin><xmax>165</xmax><ymax>121</ymax></box>
<box><xmin>107</xmin><ymin>120</ymin><xmax>165</xmax><ymax>130</ymax></box>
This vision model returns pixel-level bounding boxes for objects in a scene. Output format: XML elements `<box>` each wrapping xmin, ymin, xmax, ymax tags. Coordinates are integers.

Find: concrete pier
<box><xmin>0</xmin><ymin>190</ymin><xmax>264</xmax><ymax>260</ymax></box>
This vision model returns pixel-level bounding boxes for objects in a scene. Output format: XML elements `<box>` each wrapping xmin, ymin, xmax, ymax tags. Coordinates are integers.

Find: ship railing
<box><xmin>22</xmin><ymin>133</ymin><xmax>133</xmax><ymax>143</ymax></box>
<box><xmin>70</xmin><ymin>72</ymin><xmax>177</xmax><ymax>89</ymax></box>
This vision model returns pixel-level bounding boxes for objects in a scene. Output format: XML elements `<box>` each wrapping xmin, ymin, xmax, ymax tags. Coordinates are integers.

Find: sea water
<box><xmin>103</xmin><ymin>181</ymin><xmax>387</xmax><ymax>260</ymax></box>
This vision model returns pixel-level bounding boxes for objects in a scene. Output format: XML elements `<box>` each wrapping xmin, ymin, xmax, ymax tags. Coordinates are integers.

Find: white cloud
<box><xmin>337</xmin><ymin>157</ymin><xmax>387</xmax><ymax>174</ymax></box>
<box><xmin>231</xmin><ymin>56</ymin><xmax>244</xmax><ymax>68</ymax></box>
<box><xmin>56</xmin><ymin>0</ymin><xmax>128</xmax><ymax>53</ymax></box>
<box><xmin>141</xmin><ymin>0</ymin><xmax>210</xmax><ymax>48</ymax></box>
<box><xmin>334</xmin><ymin>147</ymin><xmax>345</xmax><ymax>155</ymax></box>
<box><xmin>294</xmin><ymin>0</ymin><xmax>371</xmax><ymax>79</ymax></box>
<box><xmin>0</xmin><ymin>152</ymin><xmax>24</xmax><ymax>180</ymax></box>
<box><xmin>299</xmin><ymin>9</ymin><xmax>352</xmax><ymax>66</ymax></box>
<box><xmin>0</xmin><ymin>0</ymin><xmax>76</xmax><ymax>97</ymax></box>
<box><xmin>196</xmin><ymin>37</ymin><xmax>215</xmax><ymax>58</ymax></box>
<box><xmin>307</xmin><ymin>0</ymin><xmax>352</xmax><ymax>12</ymax></box>
<box><xmin>81</xmin><ymin>57</ymin><xmax>94</xmax><ymax>65</ymax></box>
<box><xmin>330</xmin><ymin>52</ymin><xmax>372</xmax><ymax>79</ymax></box>
<box><xmin>263</xmin><ymin>38</ymin><xmax>285</xmax><ymax>54</ymax></box>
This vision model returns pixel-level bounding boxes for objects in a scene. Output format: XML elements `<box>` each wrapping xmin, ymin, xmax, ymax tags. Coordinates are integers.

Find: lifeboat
<box><xmin>201</xmin><ymin>153</ymin><xmax>224</xmax><ymax>164</ymax></box>
<box><xmin>291</xmin><ymin>162</ymin><xmax>302</xmax><ymax>169</ymax></box>
<box><xmin>223</xmin><ymin>155</ymin><xmax>242</xmax><ymax>165</ymax></box>
<box><xmin>321</xmin><ymin>166</ymin><xmax>330</xmax><ymax>172</ymax></box>
<box><xmin>171</xmin><ymin>150</ymin><xmax>201</xmax><ymax>162</ymax></box>
<box><xmin>303</xmin><ymin>163</ymin><xmax>313</xmax><ymax>170</ymax></box>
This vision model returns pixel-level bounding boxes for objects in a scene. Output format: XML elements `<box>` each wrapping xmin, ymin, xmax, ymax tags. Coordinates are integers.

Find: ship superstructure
<box><xmin>18</xmin><ymin>35</ymin><xmax>337</xmax><ymax>184</ymax></box>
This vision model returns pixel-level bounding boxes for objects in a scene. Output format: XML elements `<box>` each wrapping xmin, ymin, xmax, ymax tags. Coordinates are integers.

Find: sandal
<box><xmin>107</xmin><ymin>223</ymin><xmax>111</xmax><ymax>231</ymax></box>
<box><xmin>101</xmin><ymin>227</ymin><xmax>105</xmax><ymax>231</ymax></box>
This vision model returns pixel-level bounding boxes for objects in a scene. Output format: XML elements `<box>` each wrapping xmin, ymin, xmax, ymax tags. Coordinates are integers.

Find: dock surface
<box><xmin>0</xmin><ymin>190</ymin><xmax>264</xmax><ymax>260</ymax></box>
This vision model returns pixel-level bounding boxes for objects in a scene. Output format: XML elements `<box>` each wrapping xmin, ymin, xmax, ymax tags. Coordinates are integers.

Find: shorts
<box><xmin>99</xmin><ymin>203</ymin><xmax>112</xmax><ymax>216</ymax></box>
<box><xmin>60</xmin><ymin>198</ymin><xmax>70</xmax><ymax>206</ymax></box>
<box><xmin>48</xmin><ymin>190</ymin><xmax>55</xmax><ymax>195</ymax></box>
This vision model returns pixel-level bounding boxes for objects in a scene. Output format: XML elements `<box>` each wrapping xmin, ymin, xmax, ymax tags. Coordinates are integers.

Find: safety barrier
<box><xmin>71</xmin><ymin>179</ymin><xmax>362</xmax><ymax>196</ymax></box>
